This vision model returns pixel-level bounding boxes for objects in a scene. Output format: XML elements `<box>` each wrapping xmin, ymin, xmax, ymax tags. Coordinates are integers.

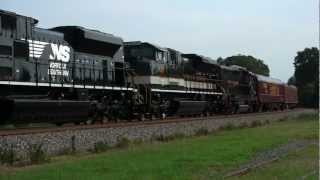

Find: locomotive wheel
<box><xmin>115</xmin><ymin>118</ymin><xmax>120</xmax><ymax>123</ymax></box>
<box><xmin>55</xmin><ymin>122</ymin><xmax>64</xmax><ymax>127</ymax></box>
<box><xmin>102</xmin><ymin>117</ymin><xmax>109</xmax><ymax>124</ymax></box>
<box><xmin>85</xmin><ymin>118</ymin><xmax>94</xmax><ymax>125</ymax></box>
<box><xmin>161</xmin><ymin>113</ymin><xmax>166</xmax><ymax>120</ymax></box>
<box><xmin>285</xmin><ymin>104</ymin><xmax>289</xmax><ymax>110</ymax></box>
<box><xmin>150</xmin><ymin>114</ymin><xmax>156</xmax><ymax>121</ymax></box>
<box><xmin>232</xmin><ymin>107</ymin><xmax>238</xmax><ymax>114</ymax></box>
<box><xmin>138</xmin><ymin>114</ymin><xmax>145</xmax><ymax>121</ymax></box>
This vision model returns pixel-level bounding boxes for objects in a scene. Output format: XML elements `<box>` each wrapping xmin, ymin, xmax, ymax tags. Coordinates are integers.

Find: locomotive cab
<box><xmin>0</xmin><ymin>10</ymin><xmax>37</xmax><ymax>83</ymax></box>
<box><xmin>166</xmin><ymin>48</ymin><xmax>184</xmax><ymax>77</ymax></box>
<box><xmin>220</xmin><ymin>65</ymin><xmax>258</xmax><ymax>113</ymax></box>
<box><xmin>124</xmin><ymin>41</ymin><xmax>168</xmax><ymax>77</ymax></box>
<box><xmin>0</xmin><ymin>10</ymin><xmax>37</xmax><ymax>39</ymax></box>
<box><xmin>182</xmin><ymin>54</ymin><xmax>220</xmax><ymax>79</ymax></box>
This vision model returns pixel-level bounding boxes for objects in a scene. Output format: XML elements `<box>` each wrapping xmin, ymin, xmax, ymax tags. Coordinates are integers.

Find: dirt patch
<box><xmin>224</xmin><ymin>140</ymin><xmax>318</xmax><ymax>178</ymax></box>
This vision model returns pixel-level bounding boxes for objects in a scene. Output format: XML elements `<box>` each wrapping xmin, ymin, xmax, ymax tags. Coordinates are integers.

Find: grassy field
<box><xmin>0</xmin><ymin>114</ymin><xmax>318</xmax><ymax>180</ymax></box>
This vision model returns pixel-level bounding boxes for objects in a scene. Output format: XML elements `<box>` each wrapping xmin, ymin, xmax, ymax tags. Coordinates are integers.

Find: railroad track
<box><xmin>0</xmin><ymin>109</ymin><xmax>309</xmax><ymax>136</ymax></box>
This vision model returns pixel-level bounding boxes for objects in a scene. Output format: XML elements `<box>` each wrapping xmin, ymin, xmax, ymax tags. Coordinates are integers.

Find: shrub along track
<box><xmin>0</xmin><ymin>109</ymin><xmax>310</xmax><ymax>136</ymax></box>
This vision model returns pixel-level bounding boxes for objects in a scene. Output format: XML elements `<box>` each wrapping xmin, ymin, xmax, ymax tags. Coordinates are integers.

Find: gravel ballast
<box><xmin>0</xmin><ymin>109</ymin><xmax>316</xmax><ymax>159</ymax></box>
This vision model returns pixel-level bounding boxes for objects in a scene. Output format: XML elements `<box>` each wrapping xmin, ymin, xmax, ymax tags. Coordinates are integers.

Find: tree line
<box><xmin>288</xmin><ymin>47</ymin><xmax>319</xmax><ymax>108</ymax></box>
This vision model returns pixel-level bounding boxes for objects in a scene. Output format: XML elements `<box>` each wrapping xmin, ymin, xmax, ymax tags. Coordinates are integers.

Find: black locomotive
<box><xmin>0</xmin><ymin>10</ymin><xmax>297</xmax><ymax>126</ymax></box>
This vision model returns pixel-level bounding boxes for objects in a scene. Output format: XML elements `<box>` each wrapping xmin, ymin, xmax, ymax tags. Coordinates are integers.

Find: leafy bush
<box><xmin>93</xmin><ymin>141</ymin><xmax>110</xmax><ymax>153</ymax></box>
<box><xmin>27</xmin><ymin>143</ymin><xmax>49</xmax><ymax>164</ymax></box>
<box><xmin>115</xmin><ymin>137</ymin><xmax>130</xmax><ymax>148</ymax></box>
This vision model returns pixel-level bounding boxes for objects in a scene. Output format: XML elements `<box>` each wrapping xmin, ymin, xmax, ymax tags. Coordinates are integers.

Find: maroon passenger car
<box><xmin>255</xmin><ymin>75</ymin><xmax>298</xmax><ymax>111</ymax></box>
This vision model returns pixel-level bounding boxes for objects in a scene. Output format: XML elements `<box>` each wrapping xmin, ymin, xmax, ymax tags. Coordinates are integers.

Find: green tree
<box><xmin>217</xmin><ymin>57</ymin><xmax>224</xmax><ymax>64</ymax></box>
<box><xmin>287</xmin><ymin>76</ymin><xmax>296</xmax><ymax>85</ymax></box>
<box><xmin>293</xmin><ymin>47</ymin><xmax>319</xmax><ymax>108</ymax></box>
<box><xmin>218</xmin><ymin>55</ymin><xmax>270</xmax><ymax>76</ymax></box>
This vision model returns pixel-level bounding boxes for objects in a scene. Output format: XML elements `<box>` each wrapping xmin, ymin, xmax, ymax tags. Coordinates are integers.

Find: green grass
<box><xmin>0</xmin><ymin>114</ymin><xmax>318</xmax><ymax>180</ymax></box>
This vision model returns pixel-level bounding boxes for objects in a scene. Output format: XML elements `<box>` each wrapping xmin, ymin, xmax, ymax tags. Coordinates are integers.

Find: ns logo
<box><xmin>49</xmin><ymin>44</ymin><xmax>70</xmax><ymax>62</ymax></box>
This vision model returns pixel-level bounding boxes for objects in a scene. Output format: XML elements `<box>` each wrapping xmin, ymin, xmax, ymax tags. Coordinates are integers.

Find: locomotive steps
<box><xmin>0</xmin><ymin>109</ymin><xmax>315</xmax><ymax>160</ymax></box>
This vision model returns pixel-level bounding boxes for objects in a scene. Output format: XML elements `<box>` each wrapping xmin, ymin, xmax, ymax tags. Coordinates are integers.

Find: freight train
<box><xmin>0</xmin><ymin>10</ymin><xmax>297</xmax><ymax>126</ymax></box>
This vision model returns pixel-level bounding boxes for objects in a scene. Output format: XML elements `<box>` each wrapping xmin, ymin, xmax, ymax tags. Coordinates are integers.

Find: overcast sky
<box><xmin>2</xmin><ymin>0</ymin><xmax>318</xmax><ymax>81</ymax></box>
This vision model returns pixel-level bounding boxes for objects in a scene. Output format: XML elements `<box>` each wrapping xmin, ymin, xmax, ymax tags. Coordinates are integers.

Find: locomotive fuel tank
<box><xmin>0</xmin><ymin>98</ymin><xmax>91</xmax><ymax>125</ymax></box>
<box><xmin>168</xmin><ymin>100</ymin><xmax>207</xmax><ymax>116</ymax></box>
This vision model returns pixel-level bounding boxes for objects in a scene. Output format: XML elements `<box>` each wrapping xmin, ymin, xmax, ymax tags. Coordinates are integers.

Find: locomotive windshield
<box><xmin>156</xmin><ymin>51</ymin><xmax>166</xmax><ymax>63</ymax></box>
<box><xmin>1</xmin><ymin>13</ymin><xmax>16</xmax><ymax>30</ymax></box>
<box><xmin>13</xmin><ymin>40</ymin><xmax>28</xmax><ymax>58</ymax></box>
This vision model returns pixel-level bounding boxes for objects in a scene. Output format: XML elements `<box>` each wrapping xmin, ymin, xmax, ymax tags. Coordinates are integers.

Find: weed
<box><xmin>265</xmin><ymin>119</ymin><xmax>270</xmax><ymax>124</ymax></box>
<box><xmin>195</xmin><ymin>128</ymin><xmax>209</xmax><ymax>136</ymax></box>
<box><xmin>238</xmin><ymin>122</ymin><xmax>249</xmax><ymax>129</ymax></box>
<box><xmin>57</xmin><ymin>147</ymin><xmax>74</xmax><ymax>155</ymax></box>
<box><xmin>296</xmin><ymin>113</ymin><xmax>317</xmax><ymax>120</ymax></box>
<box><xmin>155</xmin><ymin>133</ymin><xmax>186</xmax><ymax>142</ymax></box>
<box><xmin>173</xmin><ymin>133</ymin><xmax>186</xmax><ymax>139</ymax></box>
<box><xmin>92</xmin><ymin>141</ymin><xmax>110</xmax><ymax>153</ymax></box>
<box><xmin>278</xmin><ymin>116</ymin><xmax>289</xmax><ymax>122</ymax></box>
<box><xmin>250</xmin><ymin>120</ymin><xmax>262</xmax><ymax>128</ymax></box>
<box><xmin>221</xmin><ymin>122</ymin><xmax>236</xmax><ymax>130</ymax></box>
<box><xmin>71</xmin><ymin>135</ymin><xmax>76</xmax><ymax>153</ymax></box>
<box><xmin>131</xmin><ymin>138</ymin><xmax>143</xmax><ymax>145</ymax></box>
<box><xmin>155</xmin><ymin>135</ymin><xmax>174</xmax><ymax>142</ymax></box>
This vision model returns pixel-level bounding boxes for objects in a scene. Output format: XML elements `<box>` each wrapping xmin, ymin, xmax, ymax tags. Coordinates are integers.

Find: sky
<box><xmin>2</xmin><ymin>0</ymin><xmax>318</xmax><ymax>81</ymax></box>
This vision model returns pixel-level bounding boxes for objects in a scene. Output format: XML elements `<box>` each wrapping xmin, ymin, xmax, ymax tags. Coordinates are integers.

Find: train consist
<box><xmin>0</xmin><ymin>10</ymin><xmax>297</xmax><ymax>125</ymax></box>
